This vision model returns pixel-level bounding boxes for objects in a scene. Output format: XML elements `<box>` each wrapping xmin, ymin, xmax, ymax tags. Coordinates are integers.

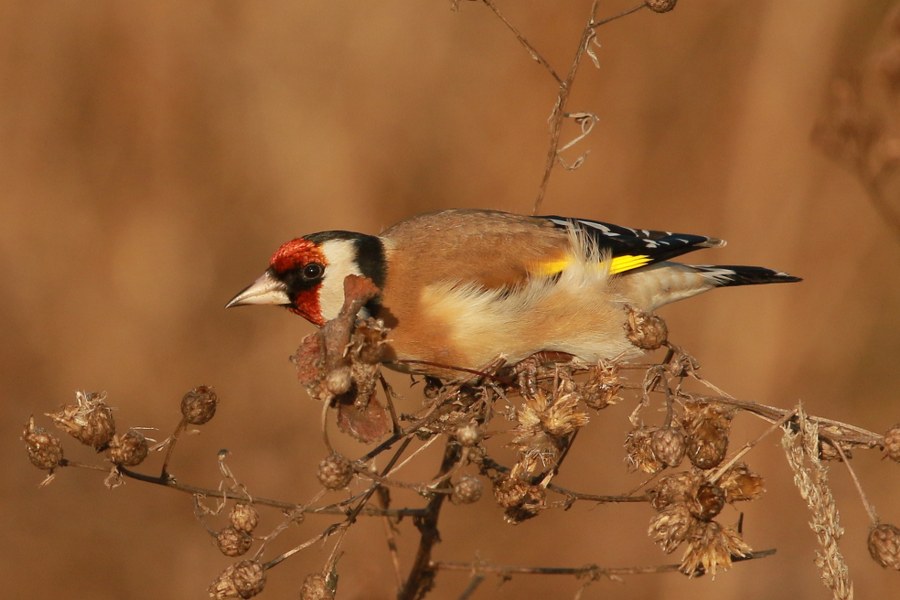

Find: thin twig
<box><xmin>480</xmin><ymin>0</ymin><xmax>563</xmax><ymax>84</ymax></box>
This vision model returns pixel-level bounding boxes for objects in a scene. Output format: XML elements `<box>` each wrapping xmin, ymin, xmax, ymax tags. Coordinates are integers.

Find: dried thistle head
<box><xmin>22</xmin><ymin>416</ymin><xmax>63</xmax><ymax>471</ymax></box>
<box><xmin>216</xmin><ymin>527</ymin><xmax>253</xmax><ymax>557</ymax></box>
<box><xmin>868</xmin><ymin>523</ymin><xmax>900</xmax><ymax>570</ymax></box>
<box><xmin>683</xmin><ymin>402</ymin><xmax>733</xmax><ymax>470</ymax></box>
<box><xmin>47</xmin><ymin>391</ymin><xmax>116</xmax><ymax>451</ymax></box>
<box><xmin>181</xmin><ymin>385</ymin><xmax>218</xmax><ymax>425</ymax></box>
<box><xmin>883</xmin><ymin>424</ymin><xmax>900</xmax><ymax>463</ymax></box>
<box><xmin>510</xmin><ymin>389</ymin><xmax>588</xmax><ymax>473</ymax></box>
<box><xmin>679</xmin><ymin>520</ymin><xmax>751</xmax><ymax>578</ymax></box>
<box><xmin>581</xmin><ymin>362</ymin><xmax>621</xmax><ymax>410</ymax></box>
<box><xmin>649</xmin><ymin>503</ymin><xmax>695</xmax><ymax>554</ymax></box>
<box><xmin>689</xmin><ymin>482</ymin><xmax>725</xmax><ymax>522</ymax></box>
<box><xmin>650</xmin><ymin>471</ymin><xmax>699</xmax><ymax>511</ymax></box>
<box><xmin>107</xmin><ymin>429</ymin><xmax>149</xmax><ymax>467</ymax></box>
<box><xmin>492</xmin><ymin>474</ymin><xmax>546</xmax><ymax>524</ymax></box>
<box><xmin>451</xmin><ymin>475</ymin><xmax>484</xmax><ymax>505</ymax></box>
<box><xmin>650</xmin><ymin>426</ymin><xmax>687</xmax><ymax>468</ymax></box>
<box><xmin>317</xmin><ymin>453</ymin><xmax>354</xmax><ymax>490</ymax></box>
<box><xmin>300</xmin><ymin>573</ymin><xmax>336</xmax><ymax>600</ymax></box>
<box><xmin>208</xmin><ymin>560</ymin><xmax>266</xmax><ymax>599</ymax></box>
<box><xmin>624</xmin><ymin>426</ymin><xmax>664</xmax><ymax>474</ymax></box>
<box><xmin>624</xmin><ymin>306</ymin><xmax>668</xmax><ymax>350</ymax></box>
<box><xmin>718</xmin><ymin>463</ymin><xmax>765</xmax><ymax>503</ymax></box>
<box><xmin>229</xmin><ymin>503</ymin><xmax>260</xmax><ymax>534</ymax></box>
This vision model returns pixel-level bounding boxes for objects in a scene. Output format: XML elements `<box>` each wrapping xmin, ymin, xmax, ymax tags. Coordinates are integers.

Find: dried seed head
<box><xmin>107</xmin><ymin>429</ymin><xmax>149</xmax><ymax>467</ymax></box>
<box><xmin>687</xmin><ymin>421</ymin><xmax>729</xmax><ymax>470</ymax></box>
<box><xmin>690</xmin><ymin>482</ymin><xmax>726</xmax><ymax>522</ymax></box>
<box><xmin>646</xmin><ymin>0</ymin><xmax>677</xmax><ymax>13</ymax></box>
<box><xmin>868</xmin><ymin>523</ymin><xmax>900</xmax><ymax>570</ymax></box>
<box><xmin>23</xmin><ymin>416</ymin><xmax>63</xmax><ymax>471</ymax></box>
<box><xmin>47</xmin><ymin>391</ymin><xmax>116</xmax><ymax>451</ymax></box>
<box><xmin>300</xmin><ymin>573</ymin><xmax>335</xmax><ymax>600</ymax></box>
<box><xmin>181</xmin><ymin>385</ymin><xmax>218</xmax><ymax>425</ymax></box>
<box><xmin>216</xmin><ymin>527</ymin><xmax>253</xmax><ymax>557</ymax></box>
<box><xmin>229</xmin><ymin>503</ymin><xmax>260</xmax><ymax>534</ymax></box>
<box><xmin>679</xmin><ymin>520</ymin><xmax>751</xmax><ymax>578</ymax></box>
<box><xmin>582</xmin><ymin>363</ymin><xmax>621</xmax><ymax>410</ymax></box>
<box><xmin>208</xmin><ymin>560</ymin><xmax>266</xmax><ymax>599</ymax></box>
<box><xmin>883</xmin><ymin>425</ymin><xmax>900</xmax><ymax>463</ymax></box>
<box><xmin>651</xmin><ymin>427</ymin><xmax>687</xmax><ymax>468</ymax></box>
<box><xmin>317</xmin><ymin>453</ymin><xmax>354</xmax><ymax>490</ymax></box>
<box><xmin>625</xmin><ymin>306</ymin><xmax>668</xmax><ymax>350</ymax></box>
<box><xmin>625</xmin><ymin>426</ymin><xmax>664</xmax><ymax>474</ymax></box>
<box><xmin>325</xmin><ymin>366</ymin><xmax>352</xmax><ymax>396</ymax></box>
<box><xmin>818</xmin><ymin>439</ymin><xmax>850</xmax><ymax>461</ymax></box>
<box><xmin>455</xmin><ymin>424</ymin><xmax>483</xmax><ymax>448</ymax></box>
<box><xmin>493</xmin><ymin>475</ymin><xmax>546</xmax><ymax>524</ymax></box>
<box><xmin>451</xmin><ymin>475</ymin><xmax>483</xmax><ymax>505</ymax></box>
<box><xmin>649</xmin><ymin>503</ymin><xmax>695</xmax><ymax>554</ymax></box>
<box><xmin>719</xmin><ymin>463</ymin><xmax>765</xmax><ymax>503</ymax></box>
<box><xmin>651</xmin><ymin>471</ymin><xmax>698</xmax><ymax>511</ymax></box>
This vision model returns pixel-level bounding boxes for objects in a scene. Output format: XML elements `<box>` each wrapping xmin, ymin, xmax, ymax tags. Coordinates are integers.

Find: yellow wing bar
<box><xmin>532</xmin><ymin>254</ymin><xmax>652</xmax><ymax>277</ymax></box>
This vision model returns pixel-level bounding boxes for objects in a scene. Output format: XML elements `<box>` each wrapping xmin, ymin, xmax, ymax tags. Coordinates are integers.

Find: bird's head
<box><xmin>226</xmin><ymin>232</ymin><xmax>386</xmax><ymax>326</ymax></box>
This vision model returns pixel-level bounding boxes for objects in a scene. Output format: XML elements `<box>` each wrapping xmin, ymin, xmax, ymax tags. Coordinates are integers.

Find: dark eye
<box><xmin>302</xmin><ymin>263</ymin><xmax>324</xmax><ymax>280</ymax></box>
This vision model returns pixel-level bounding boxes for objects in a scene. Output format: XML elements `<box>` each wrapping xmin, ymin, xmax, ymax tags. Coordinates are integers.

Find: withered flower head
<box><xmin>868</xmin><ymin>522</ymin><xmax>900</xmax><ymax>570</ymax></box>
<box><xmin>23</xmin><ymin>416</ymin><xmax>63</xmax><ymax>471</ymax></box>
<box><xmin>624</xmin><ymin>426</ymin><xmax>664</xmax><ymax>474</ymax></box>
<box><xmin>47</xmin><ymin>391</ymin><xmax>116</xmax><ymax>451</ymax></box>
<box><xmin>181</xmin><ymin>385</ymin><xmax>218</xmax><ymax>425</ymax></box>
<box><xmin>679</xmin><ymin>520</ymin><xmax>751</xmax><ymax>577</ymax></box>
<box><xmin>208</xmin><ymin>560</ymin><xmax>266</xmax><ymax>599</ymax></box>
<box><xmin>107</xmin><ymin>429</ymin><xmax>150</xmax><ymax>467</ymax></box>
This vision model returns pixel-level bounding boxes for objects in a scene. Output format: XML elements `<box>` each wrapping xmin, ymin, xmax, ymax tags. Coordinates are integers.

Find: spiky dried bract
<box><xmin>646</xmin><ymin>0</ymin><xmax>677</xmax><ymax>13</ymax></box>
<box><xmin>679</xmin><ymin>520</ymin><xmax>750</xmax><ymax>577</ymax></box>
<box><xmin>300</xmin><ymin>573</ymin><xmax>335</xmax><ymax>600</ymax></box>
<box><xmin>23</xmin><ymin>416</ymin><xmax>63</xmax><ymax>471</ymax></box>
<box><xmin>317</xmin><ymin>453</ymin><xmax>354</xmax><ymax>490</ymax></box>
<box><xmin>208</xmin><ymin>560</ymin><xmax>266</xmax><ymax>599</ymax></box>
<box><xmin>651</xmin><ymin>426</ymin><xmax>687</xmax><ymax>468</ymax></box>
<box><xmin>47</xmin><ymin>391</ymin><xmax>116</xmax><ymax>451</ymax></box>
<box><xmin>683</xmin><ymin>402</ymin><xmax>732</xmax><ymax>470</ymax></box>
<box><xmin>883</xmin><ymin>424</ymin><xmax>900</xmax><ymax>462</ymax></box>
<box><xmin>511</xmin><ymin>389</ymin><xmax>588</xmax><ymax>473</ymax></box>
<box><xmin>649</xmin><ymin>504</ymin><xmax>694</xmax><ymax>554</ymax></box>
<box><xmin>229</xmin><ymin>503</ymin><xmax>259</xmax><ymax>534</ymax></box>
<box><xmin>868</xmin><ymin>523</ymin><xmax>900</xmax><ymax>570</ymax></box>
<box><xmin>624</xmin><ymin>306</ymin><xmax>668</xmax><ymax>350</ymax></box>
<box><xmin>581</xmin><ymin>362</ymin><xmax>621</xmax><ymax>410</ymax></box>
<box><xmin>625</xmin><ymin>426</ymin><xmax>664</xmax><ymax>474</ymax></box>
<box><xmin>217</xmin><ymin>526</ymin><xmax>253</xmax><ymax>557</ymax></box>
<box><xmin>719</xmin><ymin>463</ymin><xmax>765</xmax><ymax>503</ymax></box>
<box><xmin>107</xmin><ymin>429</ymin><xmax>149</xmax><ymax>466</ymax></box>
<box><xmin>451</xmin><ymin>475</ymin><xmax>483</xmax><ymax>505</ymax></box>
<box><xmin>181</xmin><ymin>386</ymin><xmax>218</xmax><ymax>425</ymax></box>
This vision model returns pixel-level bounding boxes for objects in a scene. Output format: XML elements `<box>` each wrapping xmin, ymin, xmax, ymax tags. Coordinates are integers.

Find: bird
<box><xmin>226</xmin><ymin>209</ymin><xmax>800</xmax><ymax>378</ymax></box>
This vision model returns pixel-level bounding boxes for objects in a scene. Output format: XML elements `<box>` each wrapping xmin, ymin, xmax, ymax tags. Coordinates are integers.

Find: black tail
<box><xmin>693</xmin><ymin>265</ymin><xmax>802</xmax><ymax>288</ymax></box>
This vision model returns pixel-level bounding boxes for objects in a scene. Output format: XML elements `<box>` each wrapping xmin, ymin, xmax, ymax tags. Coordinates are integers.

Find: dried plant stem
<box><xmin>480</xmin><ymin>0</ymin><xmax>562</xmax><ymax>84</ymax></box>
<box><xmin>835</xmin><ymin>443</ymin><xmax>879</xmax><ymax>526</ymax></box>
<box><xmin>431</xmin><ymin>548</ymin><xmax>776</xmax><ymax>579</ymax></box>
<box><xmin>708</xmin><ymin>409</ymin><xmax>796</xmax><ymax>484</ymax></box>
<box><xmin>533</xmin><ymin>0</ymin><xmax>600</xmax><ymax>214</ymax></box>
<box><xmin>398</xmin><ymin>440</ymin><xmax>462</xmax><ymax>600</ymax></box>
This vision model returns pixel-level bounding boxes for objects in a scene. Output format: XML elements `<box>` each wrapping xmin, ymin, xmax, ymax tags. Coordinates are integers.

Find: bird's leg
<box><xmin>515</xmin><ymin>357</ymin><xmax>540</xmax><ymax>399</ymax></box>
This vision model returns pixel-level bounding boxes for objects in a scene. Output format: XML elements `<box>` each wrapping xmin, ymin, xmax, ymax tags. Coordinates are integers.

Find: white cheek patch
<box><xmin>318</xmin><ymin>239</ymin><xmax>364</xmax><ymax>320</ymax></box>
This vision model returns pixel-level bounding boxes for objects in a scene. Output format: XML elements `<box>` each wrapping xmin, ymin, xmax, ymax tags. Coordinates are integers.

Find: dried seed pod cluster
<box><xmin>647</xmin><ymin>464</ymin><xmax>764</xmax><ymax>576</ymax></box>
<box><xmin>23</xmin><ymin>416</ymin><xmax>63</xmax><ymax>471</ymax></box>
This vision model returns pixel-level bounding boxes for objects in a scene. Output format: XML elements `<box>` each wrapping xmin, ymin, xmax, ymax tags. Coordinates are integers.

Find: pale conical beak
<box><xmin>225</xmin><ymin>271</ymin><xmax>291</xmax><ymax>308</ymax></box>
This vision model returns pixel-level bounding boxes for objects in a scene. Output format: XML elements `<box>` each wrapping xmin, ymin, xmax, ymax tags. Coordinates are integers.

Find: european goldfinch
<box><xmin>227</xmin><ymin>209</ymin><xmax>800</xmax><ymax>376</ymax></box>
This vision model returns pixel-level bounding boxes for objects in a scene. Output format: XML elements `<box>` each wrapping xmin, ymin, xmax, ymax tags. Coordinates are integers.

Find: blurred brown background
<box><xmin>3</xmin><ymin>1</ymin><xmax>900</xmax><ymax>598</ymax></box>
